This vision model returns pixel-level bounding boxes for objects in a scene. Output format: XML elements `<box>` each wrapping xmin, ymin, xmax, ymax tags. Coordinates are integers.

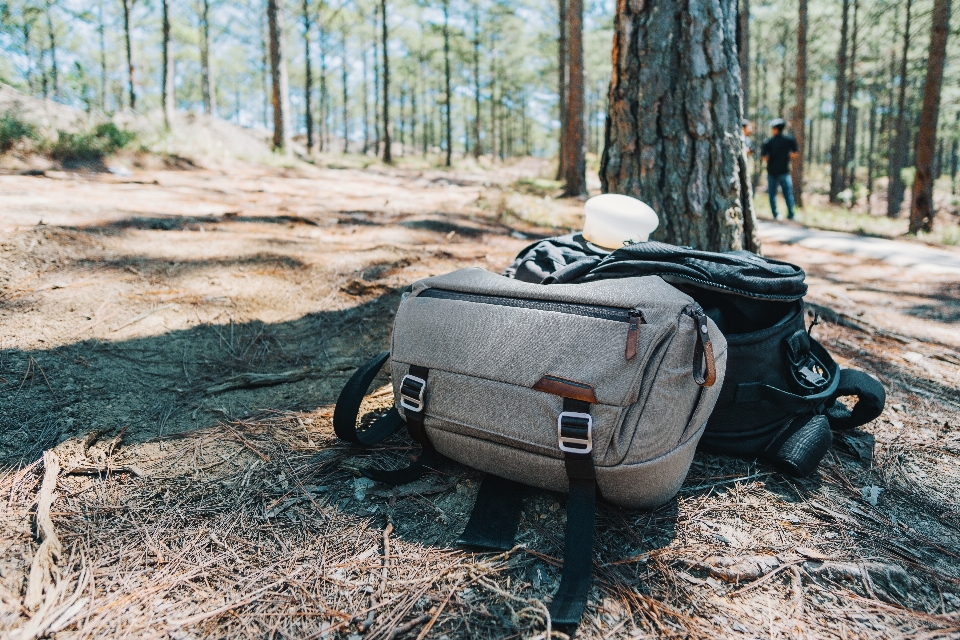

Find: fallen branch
<box><xmin>24</xmin><ymin>451</ymin><xmax>62</xmax><ymax>611</ymax></box>
<box><xmin>204</xmin><ymin>361</ymin><xmax>355</xmax><ymax>395</ymax></box>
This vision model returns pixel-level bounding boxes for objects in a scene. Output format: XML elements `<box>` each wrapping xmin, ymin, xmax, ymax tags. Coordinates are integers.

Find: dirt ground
<box><xmin>2</xmin><ymin>158</ymin><xmax>960</xmax><ymax>639</ymax></box>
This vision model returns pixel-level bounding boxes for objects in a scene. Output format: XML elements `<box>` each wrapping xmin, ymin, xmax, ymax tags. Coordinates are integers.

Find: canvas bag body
<box><xmin>387</xmin><ymin>267</ymin><xmax>727</xmax><ymax>509</ymax></box>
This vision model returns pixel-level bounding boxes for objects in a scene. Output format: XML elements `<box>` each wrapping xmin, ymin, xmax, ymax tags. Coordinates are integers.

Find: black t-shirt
<box><xmin>760</xmin><ymin>134</ymin><xmax>798</xmax><ymax>175</ymax></box>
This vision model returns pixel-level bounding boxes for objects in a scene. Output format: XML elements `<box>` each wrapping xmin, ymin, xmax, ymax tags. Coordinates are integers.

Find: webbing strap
<box><xmin>549</xmin><ymin>397</ymin><xmax>597</xmax><ymax>629</ymax></box>
<box><xmin>403</xmin><ymin>365</ymin><xmax>431</xmax><ymax>447</ymax></box>
<box><xmin>457</xmin><ymin>474</ymin><xmax>527</xmax><ymax>551</ymax></box>
<box><xmin>333</xmin><ymin>351</ymin><xmax>405</xmax><ymax>446</ymax></box>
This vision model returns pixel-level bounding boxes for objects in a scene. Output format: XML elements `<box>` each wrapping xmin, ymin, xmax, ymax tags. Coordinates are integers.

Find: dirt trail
<box><xmin>1</xmin><ymin>161</ymin><xmax>959</xmax><ymax>639</ymax></box>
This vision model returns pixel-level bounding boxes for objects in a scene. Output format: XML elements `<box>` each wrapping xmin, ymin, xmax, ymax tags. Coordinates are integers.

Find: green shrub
<box><xmin>50</xmin><ymin>122</ymin><xmax>136</xmax><ymax>161</ymax></box>
<box><xmin>0</xmin><ymin>111</ymin><xmax>40</xmax><ymax>153</ymax></box>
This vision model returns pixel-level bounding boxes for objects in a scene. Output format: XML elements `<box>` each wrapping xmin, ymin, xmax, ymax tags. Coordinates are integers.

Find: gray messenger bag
<box><xmin>333</xmin><ymin>267</ymin><xmax>727</xmax><ymax>629</ymax></box>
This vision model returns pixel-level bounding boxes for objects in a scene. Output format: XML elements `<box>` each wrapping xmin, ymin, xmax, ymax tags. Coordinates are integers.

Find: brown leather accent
<box><xmin>702</xmin><ymin>341</ymin><xmax>717</xmax><ymax>387</ymax></box>
<box><xmin>625</xmin><ymin>315</ymin><xmax>641</xmax><ymax>360</ymax></box>
<box><xmin>533</xmin><ymin>375</ymin><xmax>598</xmax><ymax>403</ymax></box>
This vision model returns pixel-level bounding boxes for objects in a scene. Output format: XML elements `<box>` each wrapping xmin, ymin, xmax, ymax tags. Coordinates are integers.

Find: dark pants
<box><xmin>767</xmin><ymin>172</ymin><xmax>795</xmax><ymax>220</ymax></box>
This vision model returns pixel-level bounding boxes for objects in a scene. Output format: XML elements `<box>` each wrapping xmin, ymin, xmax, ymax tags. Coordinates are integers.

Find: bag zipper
<box><xmin>417</xmin><ymin>288</ymin><xmax>646</xmax><ymax>359</ymax></box>
<box><xmin>685</xmin><ymin>304</ymin><xmax>717</xmax><ymax>387</ymax></box>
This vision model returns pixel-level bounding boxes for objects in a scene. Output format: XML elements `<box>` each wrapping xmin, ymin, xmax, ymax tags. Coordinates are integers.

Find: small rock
<box><xmin>107</xmin><ymin>165</ymin><xmax>133</xmax><ymax>176</ymax></box>
<box><xmin>732</xmin><ymin>621</ymin><xmax>749</xmax><ymax>633</ymax></box>
<box><xmin>861</xmin><ymin>485</ymin><xmax>884</xmax><ymax>506</ymax></box>
<box><xmin>353</xmin><ymin>477</ymin><xmax>376</xmax><ymax>501</ymax></box>
<box><xmin>510</xmin><ymin>231</ymin><xmax>528</xmax><ymax>239</ymax></box>
<box><xmin>903</xmin><ymin>351</ymin><xmax>924</xmax><ymax>364</ymax></box>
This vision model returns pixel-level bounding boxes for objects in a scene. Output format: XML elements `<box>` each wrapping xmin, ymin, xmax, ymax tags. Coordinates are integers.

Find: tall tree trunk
<box><xmin>751</xmin><ymin>46</ymin><xmax>764</xmax><ymax>190</ymax></box>
<box><xmin>561</xmin><ymin>0</ymin><xmax>585</xmax><ymax>196</ymax></box>
<box><xmin>262</xmin><ymin>9</ymin><xmax>270</xmax><ymax>127</ymax></box>
<box><xmin>362</xmin><ymin>47</ymin><xmax>369</xmax><ymax>153</ymax></box>
<box><xmin>934</xmin><ymin>139</ymin><xmax>944</xmax><ymax>178</ymax></box>
<box><xmin>373</xmin><ymin>7</ymin><xmax>380</xmax><ymax>154</ymax></box>
<box><xmin>951</xmin><ymin>131</ymin><xmax>958</xmax><ymax>196</ymax></box>
<box><xmin>867</xmin><ymin>91</ymin><xmax>876</xmax><ymax>210</ymax></box>
<box><xmin>556</xmin><ymin>0</ymin><xmax>567</xmax><ymax>179</ymax></box>
<box><xmin>45</xmin><ymin>0</ymin><xmax>58</xmax><ymax>99</ymax></box>
<box><xmin>888</xmin><ymin>0</ymin><xmax>912</xmax><ymax>217</ymax></box>
<box><xmin>489</xmin><ymin>41</ymin><xmax>497</xmax><ymax>160</ymax></box>
<box><xmin>473</xmin><ymin>3</ymin><xmax>482</xmax><ymax>158</ymax></box>
<box><xmin>791</xmin><ymin>0</ymin><xmax>807</xmax><ymax>208</ymax></box>
<box><xmin>319</xmin><ymin>26</ymin><xmax>327</xmax><ymax>151</ymax></box>
<box><xmin>302</xmin><ymin>0</ymin><xmax>313</xmax><ymax>152</ymax></box>
<box><xmin>380</xmin><ymin>0</ymin><xmax>391</xmax><ymax>163</ymax></box>
<box><xmin>122</xmin><ymin>0</ymin><xmax>136</xmax><ymax>110</ymax></box>
<box><xmin>737</xmin><ymin>0</ymin><xmax>749</xmax><ymax>117</ymax></box>
<box><xmin>602</xmin><ymin>0</ymin><xmax>756</xmax><ymax>252</ymax></box>
<box><xmin>443</xmin><ymin>0</ymin><xmax>452</xmax><ymax>167</ymax></box>
<box><xmin>342</xmin><ymin>28</ymin><xmax>349</xmax><ymax>153</ymax></box>
<box><xmin>842</xmin><ymin>0</ymin><xmax>858</xmax><ymax>190</ymax></box>
<box><xmin>410</xmin><ymin>83</ymin><xmax>417</xmax><ymax>155</ymax></box>
<box><xmin>829</xmin><ymin>0</ymin><xmax>849</xmax><ymax>203</ymax></box>
<box><xmin>777</xmin><ymin>26</ymin><xmax>788</xmax><ymax>118</ymax></box>
<box><xmin>99</xmin><ymin>0</ymin><xmax>107</xmax><ymax>111</ymax></box>
<box><xmin>200</xmin><ymin>0</ymin><xmax>216</xmax><ymax>116</ymax></box>
<box><xmin>268</xmin><ymin>0</ymin><xmax>291</xmax><ymax>152</ymax></box>
<box><xmin>162</xmin><ymin>0</ymin><xmax>174</xmax><ymax>128</ymax></box>
<box><xmin>909</xmin><ymin>0</ymin><xmax>951</xmax><ymax>233</ymax></box>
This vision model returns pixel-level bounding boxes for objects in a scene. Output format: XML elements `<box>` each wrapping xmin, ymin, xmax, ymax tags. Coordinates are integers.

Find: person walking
<box><xmin>760</xmin><ymin>118</ymin><xmax>799</xmax><ymax>220</ymax></box>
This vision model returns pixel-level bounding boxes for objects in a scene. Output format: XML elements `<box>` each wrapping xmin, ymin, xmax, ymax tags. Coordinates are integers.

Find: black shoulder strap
<box><xmin>333</xmin><ymin>351</ymin><xmax>405</xmax><ymax>446</ymax></box>
<box><xmin>333</xmin><ymin>352</ymin><xmax>443</xmax><ymax>485</ymax></box>
<box><xmin>825</xmin><ymin>369</ymin><xmax>886</xmax><ymax>431</ymax></box>
<box><xmin>458</xmin><ymin>474</ymin><xmax>527</xmax><ymax>551</ymax></box>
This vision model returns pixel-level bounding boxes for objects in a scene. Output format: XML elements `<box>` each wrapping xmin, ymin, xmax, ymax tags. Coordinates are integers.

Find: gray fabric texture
<box><xmin>390</xmin><ymin>267</ymin><xmax>727</xmax><ymax>508</ymax></box>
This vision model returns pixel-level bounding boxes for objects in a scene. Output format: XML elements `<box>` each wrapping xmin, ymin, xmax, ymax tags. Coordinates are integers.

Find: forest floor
<box><xmin>1</xmin><ymin>157</ymin><xmax>960</xmax><ymax>640</ymax></box>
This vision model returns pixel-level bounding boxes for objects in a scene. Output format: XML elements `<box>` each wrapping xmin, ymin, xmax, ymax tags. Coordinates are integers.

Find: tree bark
<box><xmin>560</xmin><ymin>0</ymin><xmax>585</xmax><ymax>196</ymax></box>
<box><xmin>162</xmin><ymin>0</ymin><xmax>175</xmax><ymax>128</ymax></box>
<box><xmin>200</xmin><ymin>0</ymin><xmax>216</xmax><ymax>116</ymax></box>
<box><xmin>791</xmin><ymin>0</ymin><xmax>807</xmax><ymax>208</ymax></box>
<box><xmin>122</xmin><ymin>0</ymin><xmax>136</xmax><ymax>110</ymax></box>
<box><xmin>909</xmin><ymin>0</ymin><xmax>951</xmax><ymax>233</ymax></box>
<box><xmin>888</xmin><ymin>0</ymin><xmax>912</xmax><ymax>217</ymax></box>
<box><xmin>302</xmin><ymin>0</ymin><xmax>314</xmax><ymax>152</ymax></box>
<box><xmin>829</xmin><ymin>0</ymin><xmax>849</xmax><ymax>203</ymax></box>
<box><xmin>601</xmin><ymin>0</ymin><xmax>756</xmax><ymax>252</ymax></box>
<box><xmin>556</xmin><ymin>0</ymin><xmax>567</xmax><ymax>179</ymax></box>
<box><xmin>443</xmin><ymin>0</ymin><xmax>452</xmax><ymax>167</ymax></box>
<box><xmin>842</xmin><ymin>0</ymin><xmax>858</xmax><ymax>190</ymax></box>
<box><xmin>268</xmin><ymin>0</ymin><xmax>291</xmax><ymax>152</ymax></box>
<box><xmin>380</xmin><ymin>0</ymin><xmax>391</xmax><ymax>163</ymax></box>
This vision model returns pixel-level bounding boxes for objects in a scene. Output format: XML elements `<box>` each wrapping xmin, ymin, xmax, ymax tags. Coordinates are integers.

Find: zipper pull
<box><xmin>625</xmin><ymin>308</ymin><xmax>644</xmax><ymax>360</ymax></box>
<box><xmin>688</xmin><ymin>306</ymin><xmax>717</xmax><ymax>387</ymax></box>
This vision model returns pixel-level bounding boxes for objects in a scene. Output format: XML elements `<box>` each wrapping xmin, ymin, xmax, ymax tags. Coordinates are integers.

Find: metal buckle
<box><xmin>557</xmin><ymin>412</ymin><xmax>593</xmax><ymax>454</ymax></box>
<box><xmin>399</xmin><ymin>374</ymin><xmax>426</xmax><ymax>412</ymax></box>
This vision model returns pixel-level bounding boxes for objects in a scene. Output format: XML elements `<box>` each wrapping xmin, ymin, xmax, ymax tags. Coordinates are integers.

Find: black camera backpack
<box><xmin>506</xmin><ymin>234</ymin><xmax>886</xmax><ymax>476</ymax></box>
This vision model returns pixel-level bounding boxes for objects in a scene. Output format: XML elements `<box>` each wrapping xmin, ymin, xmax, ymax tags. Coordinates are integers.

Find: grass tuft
<box><xmin>0</xmin><ymin>111</ymin><xmax>40</xmax><ymax>153</ymax></box>
<box><xmin>49</xmin><ymin>122</ymin><xmax>136</xmax><ymax>162</ymax></box>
